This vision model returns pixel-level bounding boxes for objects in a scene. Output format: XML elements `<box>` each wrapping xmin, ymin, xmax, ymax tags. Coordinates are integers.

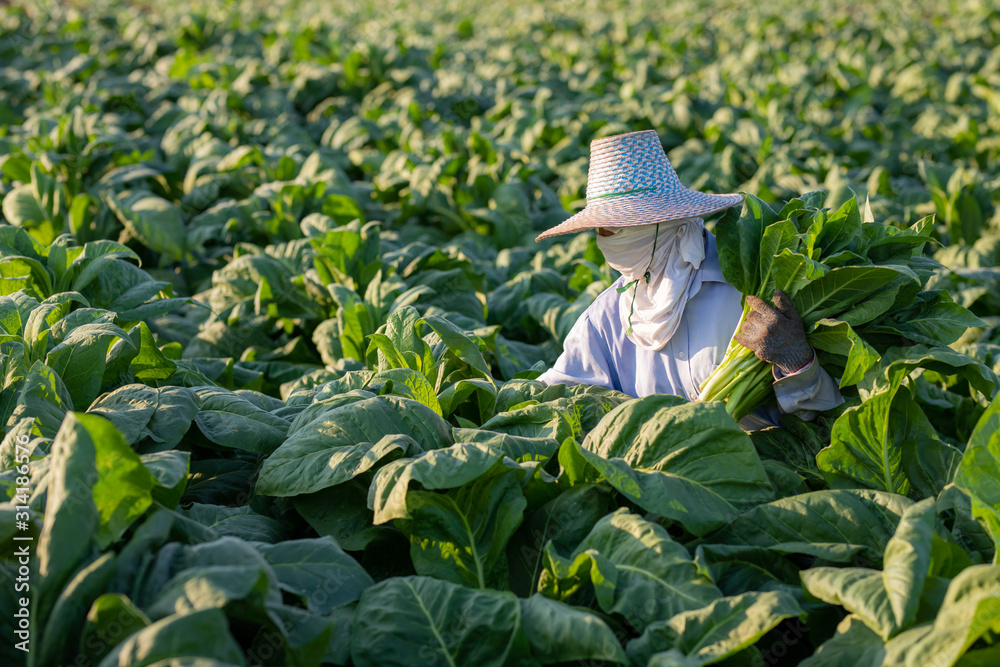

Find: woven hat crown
<box><xmin>534</xmin><ymin>128</ymin><xmax>743</xmax><ymax>241</ymax></box>
<box><xmin>585</xmin><ymin>130</ymin><xmax>682</xmax><ymax>203</ymax></box>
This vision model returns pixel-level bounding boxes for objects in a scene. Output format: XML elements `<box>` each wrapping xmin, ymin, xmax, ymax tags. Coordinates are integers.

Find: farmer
<box><xmin>535</xmin><ymin>130</ymin><xmax>843</xmax><ymax>426</ymax></box>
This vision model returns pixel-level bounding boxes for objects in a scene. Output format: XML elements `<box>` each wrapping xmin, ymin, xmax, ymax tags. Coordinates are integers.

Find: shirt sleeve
<box><xmin>770</xmin><ymin>351</ymin><xmax>845</xmax><ymax>421</ymax></box>
<box><xmin>536</xmin><ymin>310</ymin><xmax>618</xmax><ymax>391</ymax></box>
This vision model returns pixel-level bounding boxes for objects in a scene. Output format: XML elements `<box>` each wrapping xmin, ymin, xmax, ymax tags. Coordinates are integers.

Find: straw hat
<box><xmin>535</xmin><ymin>129</ymin><xmax>745</xmax><ymax>241</ymax></box>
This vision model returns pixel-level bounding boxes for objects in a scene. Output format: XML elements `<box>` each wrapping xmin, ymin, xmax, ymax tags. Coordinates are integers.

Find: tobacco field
<box><xmin>2</xmin><ymin>0</ymin><xmax>1000</xmax><ymax>665</ymax></box>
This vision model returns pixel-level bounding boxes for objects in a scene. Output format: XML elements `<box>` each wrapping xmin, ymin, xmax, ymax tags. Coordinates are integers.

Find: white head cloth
<box><xmin>595</xmin><ymin>217</ymin><xmax>706</xmax><ymax>351</ymax></box>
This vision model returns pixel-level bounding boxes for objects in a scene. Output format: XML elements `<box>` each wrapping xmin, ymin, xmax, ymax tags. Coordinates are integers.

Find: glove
<box><xmin>733</xmin><ymin>289</ymin><xmax>814</xmax><ymax>374</ymax></box>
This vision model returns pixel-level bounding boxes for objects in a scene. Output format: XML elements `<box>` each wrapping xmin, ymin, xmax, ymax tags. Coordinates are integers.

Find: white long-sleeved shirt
<box><xmin>537</xmin><ymin>230</ymin><xmax>844</xmax><ymax>426</ymax></box>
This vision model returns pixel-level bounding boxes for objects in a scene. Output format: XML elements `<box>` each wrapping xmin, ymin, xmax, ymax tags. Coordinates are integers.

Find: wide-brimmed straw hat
<box><xmin>535</xmin><ymin>129</ymin><xmax>745</xmax><ymax>241</ymax></box>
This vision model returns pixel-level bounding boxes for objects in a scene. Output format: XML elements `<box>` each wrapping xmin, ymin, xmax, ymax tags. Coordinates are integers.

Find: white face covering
<box><xmin>595</xmin><ymin>217</ymin><xmax>706</xmax><ymax>351</ymax></box>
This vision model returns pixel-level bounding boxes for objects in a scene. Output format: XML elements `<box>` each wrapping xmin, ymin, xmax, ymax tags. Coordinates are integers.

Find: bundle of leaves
<box><xmin>699</xmin><ymin>192</ymin><xmax>985</xmax><ymax>420</ymax></box>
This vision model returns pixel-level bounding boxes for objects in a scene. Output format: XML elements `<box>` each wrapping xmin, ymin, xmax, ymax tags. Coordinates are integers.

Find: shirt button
<box><xmin>678</xmin><ymin>351</ymin><xmax>686</xmax><ymax>359</ymax></box>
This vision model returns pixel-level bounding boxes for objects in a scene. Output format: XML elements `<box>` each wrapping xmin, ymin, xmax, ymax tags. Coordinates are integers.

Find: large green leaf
<box><xmin>79</xmin><ymin>594</ymin><xmax>151</xmax><ymax>667</ymax></box>
<box><xmin>800</xmin><ymin>499</ymin><xmax>936</xmax><ymax>639</ymax></box>
<box><xmin>905</xmin><ymin>298</ymin><xmax>986</xmax><ymax>346</ymax></box>
<box><xmin>263</xmin><ymin>601</ymin><xmax>337</xmax><ymax>667</ymax></box>
<box><xmin>627</xmin><ymin>591</ymin><xmax>804</xmax><ymax>666</ymax></box>
<box><xmin>178</xmin><ymin>504</ymin><xmax>283</xmax><ymax>543</ymax></box>
<box><xmin>253</xmin><ymin>536</ymin><xmax>374</xmax><ymax>613</ymax></box>
<box><xmin>867</xmin><ymin>345</ymin><xmax>999</xmax><ymax>401</ymax></box>
<box><xmin>539</xmin><ymin>510</ymin><xmax>722</xmax><ymax>632</ymax></box>
<box><xmin>518</xmin><ymin>595</ymin><xmax>628</xmax><ymax>664</ymax></box>
<box><xmin>479</xmin><ymin>403</ymin><xmax>577</xmax><ymax>441</ymax></box>
<box><xmin>256</xmin><ymin>395</ymin><xmax>452</xmax><ymax>497</ymax></box>
<box><xmin>954</xmin><ymin>392</ymin><xmax>1000</xmax><ymax>553</ymax></box>
<box><xmin>36</xmin><ymin>552</ymin><xmax>117</xmax><ymax>667</ymax></box>
<box><xmin>692</xmin><ymin>543</ymin><xmax>802</xmax><ymax>597</ymax></box>
<box><xmin>758</xmin><ymin>218</ymin><xmax>801</xmax><ymax>296</ymax></box>
<box><xmin>369</xmin><ymin>442</ymin><xmax>508</xmax><ymax>524</ymax></box>
<box><xmin>33</xmin><ymin>414</ymin><xmax>109</xmax><ymax>631</ymax></box>
<box><xmin>106</xmin><ymin>191</ymin><xmax>186</xmax><ymax>261</ymax></box>
<box><xmin>405</xmin><ymin>469</ymin><xmax>526</xmax><ymax>589</ymax></box>
<box><xmin>291</xmin><ymin>480</ymin><xmax>394</xmax><ymax>552</ymax></box>
<box><xmin>793</xmin><ymin>266</ymin><xmax>912</xmax><ymax>324</ymax></box>
<box><xmin>437</xmin><ymin>377</ymin><xmax>497</xmax><ymax>420</ymax></box>
<box><xmin>581</xmin><ymin>396</ymin><xmax>773</xmax><ymax>506</ymax></box>
<box><xmin>0</xmin><ymin>255</ymin><xmax>52</xmax><ymax>298</ymax></box>
<box><xmin>799</xmin><ymin>615</ymin><xmax>886</xmax><ymax>667</ymax></box>
<box><xmin>804</xmin><ymin>197</ymin><xmax>862</xmax><ymax>259</ymax></box>
<box><xmin>420</xmin><ymin>314</ymin><xmax>494</xmax><ymax>384</ymax></box>
<box><xmin>44</xmin><ymin>321</ymin><xmax>136</xmax><ymax>409</ymax></box>
<box><xmin>88</xmin><ymin>383</ymin><xmax>165</xmax><ymax>444</ymax></box>
<box><xmin>130</xmin><ymin>321</ymin><xmax>177</xmax><ymax>381</ymax></box>
<box><xmin>452</xmin><ymin>427</ymin><xmax>559</xmax><ymax>461</ymax></box>
<box><xmin>571</xmin><ymin>438</ymin><xmax>741</xmax><ymax>536</ymax></box>
<box><xmin>372</xmin><ymin>367</ymin><xmax>443</xmax><ymax>415</ymax></box>
<box><xmin>58</xmin><ymin>414</ymin><xmax>158</xmax><ymax>550</ymax></box>
<box><xmin>817</xmin><ymin>387</ymin><xmax>937</xmax><ymax>495</ymax></box>
<box><xmin>96</xmin><ymin>609</ymin><xmax>245</xmax><ymax>667</ymax></box>
<box><xmin>192</xmin><ymin>387</ymin><xmax>290</xmax><ymax>454</ymax></box>
<box><xmin>807</xmin><ymin>319</ymin><xmax>881</xmax><ymax>387</ymax></box>
<box><xmin>87</xmin><ymin>384</ymin><xmax>199</xmax><ymax>448</ymax></box>
<box><xmin>146</xmin><ymin>564</ymin><xmax>277</xmax><ymax>620</ymax></box>
<box><xmin>63</xmin><ymin>240</ymin><xmax>141</xmax><ymax>293</ymax></box>
<box><xmin>715</xmin><ymin>194</ymin><xmax>776</xmax><ymax>295</ymax></box>
<box><xmin>817</xmin><ymin>345</ymin><xmax>992</xmax><ymax>495</ymax></box>
<box><xmin>698</xmin><ymin>489</ymin><xmax>912</xmax><ymax>563</ymax></box>
<box><xmin>2</xmin><ymin>184</ymin><xmax>48</xmax><ymax>230</ymax></box>
<box><xmin>770</xmin><ymin>249</ymin><xmax>830</xmax><ymax>296</ymax></box>
<box><xmin>2</xmin><ymin>182</ymin><xmax>59</xmax><ymax>245</ymax></box>
<box><xmin>383</xmin><ymin>305</ymin><xmax>429</xmax><ymax>365</ymax></box>
<box><xmin>881</xmin><ymin>565</ymin><xmax>1000</xmax><ymax>667</ymax></box>
<box><xmin>506</xmin><ymin>483</ymin><xmax>613</xmax><ymax>597</ymax></box>
<box><xmin>7</xmin><ymin>360</ymin><xmax>71</xmax><ymax>437</ymax></box>
<box><xmin>350</xmin><ymin>576</ymin><xmax>533</xmax><ymax>667</ymax></box>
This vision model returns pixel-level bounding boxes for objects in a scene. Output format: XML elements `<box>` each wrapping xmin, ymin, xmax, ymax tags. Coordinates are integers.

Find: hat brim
<box><xmin>535</xmin><ymin>189</ymin><xmax>745</xmax><ymax>241</ymax></box>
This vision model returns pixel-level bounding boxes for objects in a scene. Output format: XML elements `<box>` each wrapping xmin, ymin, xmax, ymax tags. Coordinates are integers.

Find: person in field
<box><xmin>534</xmin><ymin>129</ymin><xmax>843</xmax><ymax>426</ymax></box>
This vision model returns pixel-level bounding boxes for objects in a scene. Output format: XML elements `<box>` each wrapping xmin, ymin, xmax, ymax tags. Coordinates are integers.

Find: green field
<box><xmin>2</xmin><ymin>0</ymin><xmax>1000</xmax><ymax>665</ymax></box>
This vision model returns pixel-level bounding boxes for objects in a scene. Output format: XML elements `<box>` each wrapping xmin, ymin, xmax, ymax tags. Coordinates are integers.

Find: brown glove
<box><xmin>733</xmin><ymin>289</ymin><xmax>814</xmax><ymax>374</ymax></box>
